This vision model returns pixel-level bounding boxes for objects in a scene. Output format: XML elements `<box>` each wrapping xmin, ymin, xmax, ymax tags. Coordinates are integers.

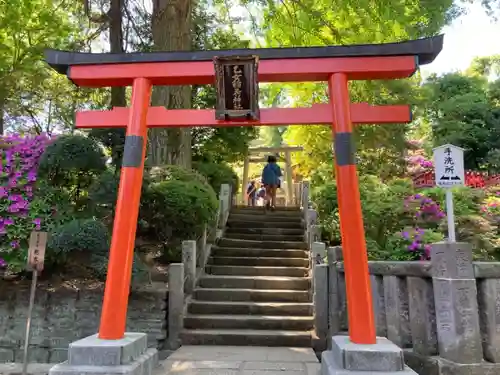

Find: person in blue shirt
<box><xmin>261</xmin><ymin>155</ymin><xmax>282</xmax><ymax>210</ymax></box>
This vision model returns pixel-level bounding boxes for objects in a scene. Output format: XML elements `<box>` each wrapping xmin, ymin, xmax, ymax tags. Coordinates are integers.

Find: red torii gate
<box><xmin>45</xmin><ymin>34</ymin><xmax>443</xmax><ymax>345</ymax></box>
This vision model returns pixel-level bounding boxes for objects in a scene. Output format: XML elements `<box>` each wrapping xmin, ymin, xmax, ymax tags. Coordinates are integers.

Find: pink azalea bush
<box><xmin>0</xmin><ymin>134</ymin><xmax>68</xmax><ymax>271</ymax></box>
<box><xmin>387</xmin><ymin>193</ymin><xmax>445</xmax><ymax>260</ymax></box>
<box><xmin>481</xmin><ymin>193</ymin><xmax>500</xmax><ymax>222</ymax></box>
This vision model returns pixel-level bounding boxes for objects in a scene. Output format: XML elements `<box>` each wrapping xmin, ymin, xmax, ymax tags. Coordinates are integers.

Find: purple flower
<box><xmin>0</xmin><ymin>258</ymin><xmax>6</xmax><ymax>267</ymax></box>
<box><xmin>33</xmin><ymin>218</ymin><xmax>41</xmax><ymax>230</ymax></box>
<box><xmin>10</xmin><ymin>240</ymin><xmax>19</xmax><ymax>249</ymax></box>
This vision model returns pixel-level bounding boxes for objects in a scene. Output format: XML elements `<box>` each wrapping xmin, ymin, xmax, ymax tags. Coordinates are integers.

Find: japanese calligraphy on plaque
<box><xmin>27</xmin><ymin>231</ymin><xmax>48</xmax><ymax>272</ymax></box>
<box><xmin>433</xmin><ymin>144</ymin><xmax>465</xmax><ymax>188</ymax></box>
<box><xmin>213</xmin><ymin>55</ymin><xmax>260</xmax><ymax>121</ymax></box>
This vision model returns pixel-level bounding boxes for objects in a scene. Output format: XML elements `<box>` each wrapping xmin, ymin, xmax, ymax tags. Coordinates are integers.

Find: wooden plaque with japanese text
<box><xmin>214</xmin><ymin>55</ymin><xmax>260</xmax><ymax>121</ymax></box>
<box><xmin>27</xmin><ymin>231</ymin><xmax>48</xmax><ymax>272</ymax></box>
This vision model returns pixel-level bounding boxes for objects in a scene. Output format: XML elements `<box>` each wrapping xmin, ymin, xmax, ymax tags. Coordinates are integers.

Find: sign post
<box><xmin>22</xmin><ymin>231</ymin><xmax>47</xmax><ymax>375</ymax></box>
<box><xmin>433</xmin><ymin>144</ymin><xmax>465</xmax><ymax>243</ymax></box>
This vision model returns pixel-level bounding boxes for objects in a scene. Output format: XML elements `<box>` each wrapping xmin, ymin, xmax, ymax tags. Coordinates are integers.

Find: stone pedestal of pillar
<box><xmin>321</xmin><ymin>336</ymin><xmax>417</xmax><ymax>374</ymax></box>
<box><xmin>49</xmin><ymin>333</ymin><xmax>158</xmax><ymax>375</ymax></box>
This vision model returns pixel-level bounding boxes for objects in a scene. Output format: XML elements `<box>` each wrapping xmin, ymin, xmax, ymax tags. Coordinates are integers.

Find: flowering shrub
<box><xmin>482</xmin><ymin>193</ymin><xmax>500</xmax><ymax>223</ymax></box>
<box><xmin>0</xmin><ymin>134</ymin><xmax>70</xmax><ymax>271</ymax></box>
<box><xmin>404</xmin><ymin>193</ymin><xmax>445</xmax><ymax>224</ymax></box>
<box><xmin>385</xmin><ymin>228</ymin><xmax>444</xmax><ymax>260</ymax></box>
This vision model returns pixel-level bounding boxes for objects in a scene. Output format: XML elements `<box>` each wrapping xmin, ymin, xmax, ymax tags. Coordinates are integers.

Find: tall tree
<box><xmin>420</xmin><ymin>61</ymin><xmax>500</xmax><ymax>172</ymax></box>
<box><xmin>0</xmin><ymin>0</ymin><xmax>87</xmax><ymax>134</ymax></box>
<box><xmin>87</xmin><ymin>0</ymin><xmax>128</xmax><ymax>170</ymax></box>
<box><xmin>149</xmin><ymin>0</ymin><xmax>193</xmax><ymax>167</ymax></box>
<box><xmin>249</xmin><ymin>0</ymin><xmax>462</xmax><ymax>178</ymax></box>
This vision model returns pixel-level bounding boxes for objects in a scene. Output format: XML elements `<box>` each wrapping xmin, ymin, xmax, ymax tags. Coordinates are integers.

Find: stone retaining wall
<box><xmin>316</xmin><ymin>242</ymin><xmax>500</xmax><ymax>375</ymax></box>
<box><xmin>0</xmin><ymin>281</ymin><xmax>167</xmax><ymax>364</ymax></box>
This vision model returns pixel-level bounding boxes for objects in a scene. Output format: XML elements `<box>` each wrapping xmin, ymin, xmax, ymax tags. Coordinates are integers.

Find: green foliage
<box><xmin>193</xmin><ymin>161</ymin><xmax>239</xmax><ymax>194</ymax></box>
<box><xmin>88</xmin><ymin>169</ymin><xmax>119</xmax><ymax>214</ymax></box>
<box><xmin>38</xmin><ymin>135</ymin><xmax>107</xmax><ymax>197</ymax></box>
<box><xmin>140</xmin><ymin>179</ymin><xmax>218</xmax><ymax>261</ymax></box>
<box><xmin>256</xmin><ymin>0</ymin><xmax>460</xmax><ymax>178</ymax></box>
<box><xmin>48</xmin><ymin>219</ymin><xmax>110</xmax><ymax>256</ymax></box>
<box><xmin>312</xmin><ymin>175</ymin><xmax>499</xmax><ymax>261</ymax></box>
<box><xmin>1</xmin><ymin>182</ymin><xmax>73</xmax><ymax>271</ymax></box>
<box><xmin>421</xmin><ymin>66</ymin><xmax>500</xmax><ymax>172</ymax></box>
<box><xmin>149</xmin><ymin>165</ymin><xmax>209</xmax><ymax>187</ymax></box>
<box><xmin>0</xmin><ymin>0</ymin><xmax>95</xmax><ymax>134</ymax></box>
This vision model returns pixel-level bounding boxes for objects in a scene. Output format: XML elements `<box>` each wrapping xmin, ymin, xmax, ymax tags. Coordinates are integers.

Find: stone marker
<box><xmin>430</xmin><ymin>242</ymin><xmax>482</xmax><ymax>364</ymax></box>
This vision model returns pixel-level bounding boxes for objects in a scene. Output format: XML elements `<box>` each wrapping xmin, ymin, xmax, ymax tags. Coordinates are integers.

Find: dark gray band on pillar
<box><xmin>122</xmin><ymin>135</ymin><xmax>144</xmax><ymax>168</ymax></box>
<box><xmin>335</xmin><ymin>132</ymin><xmax>356</xmax><ymax>166</ymax></box>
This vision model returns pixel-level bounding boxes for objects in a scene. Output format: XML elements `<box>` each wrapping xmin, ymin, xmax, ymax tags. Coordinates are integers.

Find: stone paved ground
<box><xmin>157</xmin><ymin>346</ymin><xmax>320</xmax><ymax>375</ymax></box>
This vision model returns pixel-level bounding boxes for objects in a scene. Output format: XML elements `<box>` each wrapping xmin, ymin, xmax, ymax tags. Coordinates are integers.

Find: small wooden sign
<box><xmin>214</xmin><ymin>55</ymin><xmax>260</xmax><ymax>121</ymax></box>
<box><xmin>27</xmin><ymin>231</ymin><xmax>48</xmax><ymax>272</ymax></box>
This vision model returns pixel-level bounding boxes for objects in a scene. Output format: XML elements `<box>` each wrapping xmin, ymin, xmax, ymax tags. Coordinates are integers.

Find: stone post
<box><xmin>309</xmin><ymin>225</ymin><xmax>321</xmax><ymax>250</ymax></box>
<box><xmin>301</xmin><ymin>181</ymin><xmax>310</xmax><ymax>210</ymax></box>
<box><xmin>167</xmin><ymin>263</ymin><xmax>184</xmax><ymax>350</ymax></box>
<box><xmin>182</xmin><ymin>240</ymin><xmax>196</xmax><ymax>294</ymax></box>
<box><xmin>312</xmin><ymin>241</ymin><xmax>326</xmax><ymax>268</ymax></box>
<box><xmin>407</xmin><ymin>276</ymin><xmax>438</xmax><ymax>356</ymax></box>
<box><xmin>241</xmin><ymin>156</ymin><xmax>249</xmax><ymax>205</ymax></box>
<box><xmin>196</xmin><ymin>225</ymin><xmax>208</xmax><ymax>269</ymax></box>
<box><xmin>383</xmin><ymin>275</ymin><xmax>411</xmax><ymax>348</ymax></box>
<box><xmin>311</xmin><ymin>242</ymin><xmax>326</xmax><ymax>306</ymax></box>
<box><xmin>314</xmin><ymin>264</ymin><xmax>328</xmax><ymax>350</ymax></box>
<box><xmin>478</xmin><ymin>277</ymin><xmax>500</xmax><ymax>363</ymax></box>
<box><xmin>327</xmin><ymin>246</ymin><xmax>343</xmax><ymax>348</ymax></box>
<box><xmin>371</xmin><ymin>274</ymin><xmax>387</xmax><ymax>337</ymax></box>
<box><xmin>219</xmin><ymin>183</ymin><xmax>231</xmax><ymax>226</ymax></box>
<box><xmin>430</xmin><ymin>242</ymin><xmax>483</xmax><ymax>364</ymax></box>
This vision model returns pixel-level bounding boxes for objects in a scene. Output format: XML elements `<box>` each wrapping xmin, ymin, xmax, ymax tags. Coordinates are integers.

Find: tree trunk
<box><xmin>109</xmin><ymin>0</ymin><xmax>127</xmax><ymax>168</ymax></box>
<box><xmin>150</xmin><ymin>0</ymin><xmax>192</xmax><ymax>168</ymax></box>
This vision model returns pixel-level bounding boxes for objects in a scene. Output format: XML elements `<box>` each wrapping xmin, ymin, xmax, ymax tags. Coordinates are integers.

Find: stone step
<box><xmin>193</xmin><ymin>288</ymin><xmax>311</xmax><ymax>302</ymax></box>
<box><xmin>184</xmin><ymin>314</ymin><xmax>314</xmax><ymax>331</ymax></box>
<box><xmin>229</xmin><ymin>213</ymin><xmax>303</xmax><ymax>223</ymax></box>
<box><xmin>198</xmin><ymin>275</ymin><xmax>310</xmax><ymax>290</ymax></box>
<box><xmin>232</xmin><ymin>206</ymin><xmax>301</xmax><ymax>212</ymax></box>
<box><xmin>208</xmin><ymin>256</ymin><xmax>309</xmax><ymax>267</ymax></box>
<box><xmin>187</xmin><ymin>300</ymin><xmax>314</xmax><ymax>316</ymax></box>
<box><xmin>228</xmin><ymin>220</ymin><xmax>303</xmax><ymax>229</ymax></box>
<box><xmin>224</xmin><ymin>232</ymin><xmax>305</xmax><ymax>242</ymax></box>
<box><xmin>225</xmin><ymin>227</ymin><xmax>304</xmax><ymax>235</ymax></box>
<box><xmin>217</xmin><ymin>238</ymin><xmax>307</xmax><ymax>249</ymax></box>
<box><xmin>211</xmin><ymin>246</ymin><xmax>309</xmax><ymax>259</ymax></box>
<box><xmin>180</xmin><ymin>328</ymin><xmax>313</xmax><ymax>347</ymax></box>
<box><xmin>206</xmin><ymin>265</ymin><xmax>309</xmax><ymax>277</ymax></box>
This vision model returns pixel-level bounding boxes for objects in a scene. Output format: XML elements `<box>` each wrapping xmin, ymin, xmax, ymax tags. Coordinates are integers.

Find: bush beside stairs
<box><xmin>180</xmin><ymin>205</ymin><xmax>318</xmax><ymax>347</ymax></box>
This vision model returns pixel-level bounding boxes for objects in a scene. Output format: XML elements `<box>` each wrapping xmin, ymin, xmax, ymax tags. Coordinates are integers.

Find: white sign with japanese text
<box><xmin>433</xmin><ymin>144</ymin><xmax>465</xmax><ymax>188</ymax></box>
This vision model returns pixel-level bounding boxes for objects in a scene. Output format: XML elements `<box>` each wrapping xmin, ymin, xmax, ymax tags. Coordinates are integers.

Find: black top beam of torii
<box><xmin>45</xmin><ymin>34</ymin><xmax>444</xmax><ymax>74</ymax></box>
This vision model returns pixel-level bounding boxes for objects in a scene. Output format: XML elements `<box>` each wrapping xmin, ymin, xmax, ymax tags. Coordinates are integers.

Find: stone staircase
<box><xmin>180</xmin><ymin>206</ymin><xmax>315</xmax><ymax>347</ymax></box>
